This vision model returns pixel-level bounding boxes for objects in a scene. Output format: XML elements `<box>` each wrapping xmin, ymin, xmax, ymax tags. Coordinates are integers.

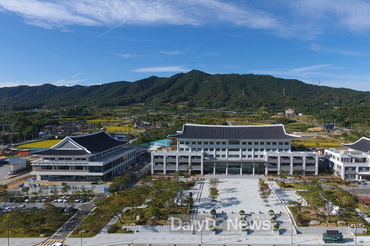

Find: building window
<box><xmin>229</xmin><ymin>140</ymin><xmax>240</xmax><ymax>145</ymax></box>
<box><xmin>204</xmin><ymin>142</ymin><xmax>208</xmax><ymax>145</ymax></box>
<box><xmin>248</xmin><ymin>148</ymin><xmax>252</xmax><ymax>151</ymax></box>
<box><xmin>260</xmin><ymin>142</ymin><xmax>265</xmax><ymax>145</ymax></box>
<box><xmin>198</xmin><ymin>142</ymin><xmax>202</xmax><ymax>145</ymax></box>
<box><xmin>285</xmin><ymin>142</ymin><xmax>289</xmax><ymax>145</ymax></box>
<box><xmin>210</xmin><ymin>148</ymin><xmax>214</xmax><ymax>151</ymax></box>
<box><xmin>248</xmin><ymin>142</ymin><xmax>252</xmax><ymax>145</ymax></box>
<box><xmin>216</xmin><ymin>142</ymin><xmax>220</xmax><ymax>145</ymax></box>
<box><xmin>180</xmin><ymin>148</ymin><xmax>184</xmax><ymax>151</ymax></box>
<box><xmin>222</xmin><ymin>142</ymin><xmax>226</xmax><ymax>145</ymax></box>
<box><xmin>185</xmin><ymin>148</ymin><xmax>189</xmax><ymax>151</ymax></box>
<box><xmin>254</xmin><ymin>142</ymin><xmax>259</xmax><ymax>145</ymax></box>
<box><xmin>185</xmin><ymin>141</ymin><xmax>190</xmax><ymax>144</ymax></box>
<box><xmin>266</xmin><ymin>142</ymin><xmax>271</xmax><ymax>145</ymax></box>
<box><xmin>248</xmin><ymin>155</ymin><xmax>252</xmax><ymax>158</ymax></box>
<box><xmin>192</xmin><ymin>142</ymin><xmax>196</xmax><ymax>144</ymax></box>
<box><xmin>180</xmin><ymin>141</ymin><xmax>184</xmax><ymax>144</ymax></box>
<box><xmin>210</xmin><ymin>142</ymin><xmax>214</xmax><ymax>145</ymax></box>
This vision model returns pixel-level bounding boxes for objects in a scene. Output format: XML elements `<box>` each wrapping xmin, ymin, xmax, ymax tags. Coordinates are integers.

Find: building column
<box><xmin>240</xmin><ymin>163</ymin><xmax>243</xmax><ymax>175</ymax></box>
<box><xmin>265</xmin><ymin>162</ymin><xmax>268</xmax><ymax>175</ymax></box>
<box><xmin>226</xmin><ymin>163</ymin><xmax>228</xmax><ymax>175</ymax></box>
<box><xmin>176</xmin><ymin>155</ymin><xmax>179</xmax><ymax>172</ymax></box>
<box><xmin>163</xmin><ymin>154</ymin><xmax>167</xmax><ymax>175</ymax></box>
<box><xmin>201</xmin><ymin>157</ymin><xmax>204</xmax><ymax>175</ymax></box>
<box><xmin>303</xmin><ymin>155</ymin><xmax>306</xmax><ymax>176</ymax></box>
<box><xmin>290</xmin><ymin>157</ymin><xmax>294</xmax><ymax>175</ymax></box>
<box><xmin>341</xmin><ymin>164</ymin><xmax>345</xmax><ymax>180</ymax></box>
<box><xmin>253</xmin><ymin>163</ymin><xmax>255</xmax><ymax>175</ymax></box>
<box><xmin>277</xmin><ymin>156</ymin><xmax>281</xmax><ymax>175</ymax></box>
<box><xmin>213</xmin><ymin>163</ymin><xmax>216</xmax><ymax>175</ymax></box>
<box><xmin>356</xmin><ymin>166</ymin><xmax>360</xmax><ymax>181</ymax></box>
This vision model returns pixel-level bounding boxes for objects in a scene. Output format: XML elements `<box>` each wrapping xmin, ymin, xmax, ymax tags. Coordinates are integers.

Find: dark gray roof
<box><xmin>343</xmin><ymin>137</ymin><xmax>370</xmax><ymax>152</ymax></box>
<box><xmin>168</xmin><ymin>124</ymin><xmax>299</xmax><ymax>140</ymax></box>
<box><xmin>69</xmin><ymin>131</ymin><xmax>126</xmax><ymax>153</ymax></box>
<box><xmin>35</xmin><ymin>131</ymin><xmax>127</xmax><ymax>155</ymax></box>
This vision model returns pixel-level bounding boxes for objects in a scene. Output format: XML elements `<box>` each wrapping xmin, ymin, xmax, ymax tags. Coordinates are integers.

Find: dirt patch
<box><xmin>5</xmin><ymin>175</ymin><xmax>36</xmax><ymax>189</ymax></box>
<box><xmin>308</xmin><ymin>127</ymin><xmax>323</xmax><ymax>131</ymax></box>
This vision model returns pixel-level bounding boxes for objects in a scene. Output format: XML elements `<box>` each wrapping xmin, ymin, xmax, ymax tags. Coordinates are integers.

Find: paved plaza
<box><xmin>196</xmin><ymin>176</ymin><xmax>287</xmax><ymax>214</ymax></box>
<box><xmin>2</xmin><ymin>175</ymin><xmax>370</xmax><ymax>245</ymax></box>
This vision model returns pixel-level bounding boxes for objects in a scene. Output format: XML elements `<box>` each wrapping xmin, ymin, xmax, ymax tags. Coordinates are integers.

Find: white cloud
<box><xmin>160</xmin><ymin>50</ymin><xmax>184</xmax><ymax>55</ymax></box>
<box><xmin>289</xmin><ymin>0</ymin><xmax>370</xmax><ymax>33</ymax></box>
<box><xmin>0</xmin><ymin>0</ymin><xmax>279</xmax><ymax>30</ymax></box>
<box><xmin>71</xmin><ymin>72</ymin><xmax>81</xmax><ymax>78</ymax></box>
<box><xmin>310</xmin><ymin>43</ymin><xmax>360</xmax><ymax>56</ymax></box>
<box><xmin>116</xmin><ymin>53</ymin><xmax>135</xmax><ymax>58</ymax></box>
<box><xmin>133</xmin><ymin>66</ymin><xmax>190</xmax><ymax>73</ymax></box>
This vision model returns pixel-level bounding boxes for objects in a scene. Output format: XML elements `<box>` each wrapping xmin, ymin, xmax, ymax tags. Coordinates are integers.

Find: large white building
<box><xmin>31</xmin><ymin>131</ymin><xmax>138</xmax><ymax>182</ymax></box>
<box><xmin>325</xmin><ymin>137</ymin><xmax>370</xmax><ymax>180</ymax></box>
<box><xmin>151</xmin><ymin>124</ymin><xmax>318</xmax><ymax>175</ymax></box>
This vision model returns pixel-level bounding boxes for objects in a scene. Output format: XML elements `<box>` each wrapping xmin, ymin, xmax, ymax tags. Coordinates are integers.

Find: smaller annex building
<box><xmin>31</xmin><ymin>131</ymin><xmax>138</xmax><ymax>182</ymax></box>
<box><xmin>325</xmin><ymin>137</ymin><xmax>370</xmax><ymax>180</ymax></box>
<box><xmin>151</xmin><ymin>124</ymin><xmax>318</xmax><ymax>175</ymax></box>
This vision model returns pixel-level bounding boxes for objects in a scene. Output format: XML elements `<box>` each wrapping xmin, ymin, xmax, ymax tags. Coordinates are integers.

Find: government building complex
<box><xmin>151</xmin><ymin>124</ymin><xmax>319</xmax><ymax>176</ymax></box>
<box><xmin>325</xmin><ymin>137</ymin><xmax>370</xmax><ymax>181</ymax></box>
<box><xmin>31</xmin><ymin>131</ymin><xmax>138</xmax><ymax>182</ymax></box>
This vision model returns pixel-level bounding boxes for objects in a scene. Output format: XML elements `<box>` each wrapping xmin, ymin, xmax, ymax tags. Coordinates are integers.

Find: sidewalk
<box><xmin>2</xmin><ymin>233</ymin><xmax>370</xmax><ymax>246</ymax></box>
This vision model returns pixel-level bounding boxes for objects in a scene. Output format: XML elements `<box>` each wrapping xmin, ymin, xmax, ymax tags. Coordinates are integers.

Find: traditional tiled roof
<box><xmin>343</xmin><ymin>137</ymin><xmax>370</xmax><ymax>153</ymax></box>
<box><xmin>35</xmin><ymin>131</ymin><xmax>127</xmax><ymax>155</ymax></box>
<box><xmin>168</xmin><ymin>124</ymin><xmax>300</xmax><ymax>140</ymax></box>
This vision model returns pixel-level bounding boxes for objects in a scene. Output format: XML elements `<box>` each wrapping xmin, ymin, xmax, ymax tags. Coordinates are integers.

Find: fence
<box><xmin>296</xmin><ymin>226</ymin><xmax>367</xmax><ymax>235</ymax></box>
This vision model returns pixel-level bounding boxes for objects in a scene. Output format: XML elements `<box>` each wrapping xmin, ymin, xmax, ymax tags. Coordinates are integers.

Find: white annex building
<box><xmin>325</xmin><ymin>137</ymin><xmax>370</xmax><ymax>180</ymax></box>
<box><xmin>31</xmin><ymin>131</ymin><xmax>138</xmax><ymax>182</ymax></box>
<box><xmin>151</xmin><ymin>124</ymin><xmax>318</xmax><ymax>175</ymax></box>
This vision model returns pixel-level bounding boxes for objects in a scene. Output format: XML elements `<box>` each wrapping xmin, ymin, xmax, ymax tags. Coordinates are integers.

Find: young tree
<box><xmin>209</xmin><ymin>187</ymin><xmax>219</xmax><ymax>202</ymax></box>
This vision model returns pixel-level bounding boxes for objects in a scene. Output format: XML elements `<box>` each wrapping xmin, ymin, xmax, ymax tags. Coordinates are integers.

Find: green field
<box><xmin>17</xmin><ymin>139</ymin><xmax>61</xmax><ymax>149</ymax></box>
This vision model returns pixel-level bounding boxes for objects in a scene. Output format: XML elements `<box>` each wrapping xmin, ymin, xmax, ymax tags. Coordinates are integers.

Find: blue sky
<box><xmin>1</xmin><ymin>0</ymin><xmax>370</xmax><ymax>91</ymax></box>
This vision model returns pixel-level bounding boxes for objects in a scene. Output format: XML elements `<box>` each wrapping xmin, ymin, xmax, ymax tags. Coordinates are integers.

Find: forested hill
<box><xmin>1</xmin><ymin>70</ymin><xmax>370</xmax><ymax>113</ymax></box>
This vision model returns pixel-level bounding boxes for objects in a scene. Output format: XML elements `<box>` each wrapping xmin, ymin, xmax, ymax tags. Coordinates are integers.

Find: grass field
<box><xmin>16</xmin><ymin>139</ymin><xmax>61</xmax><ymax>149</ymax></box>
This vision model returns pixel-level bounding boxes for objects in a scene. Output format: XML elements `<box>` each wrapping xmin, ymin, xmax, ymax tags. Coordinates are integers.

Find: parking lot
<box><xmin>0</xmin><ymin>195</ymin><xmax>92</xmax><ymax>214</ymax></box>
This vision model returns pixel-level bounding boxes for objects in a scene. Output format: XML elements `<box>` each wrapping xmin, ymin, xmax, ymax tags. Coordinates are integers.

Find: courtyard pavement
<box><xmin>2</xmin><ymin>175</ymin><xmax>370</xmax><ymax>245</ymax></box>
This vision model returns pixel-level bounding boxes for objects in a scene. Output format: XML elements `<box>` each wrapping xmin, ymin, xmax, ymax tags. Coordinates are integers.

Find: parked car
<box><xmin>64</xmin><ymin>207</ymin><xmax>73</xmax><ymax>213</ymax></box>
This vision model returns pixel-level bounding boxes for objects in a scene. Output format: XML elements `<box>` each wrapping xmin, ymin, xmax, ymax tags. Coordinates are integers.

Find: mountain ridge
<box><xmin>1</xmin><ymin>70</ymin><xmax>369</xmax><ymax>112</ymax></box>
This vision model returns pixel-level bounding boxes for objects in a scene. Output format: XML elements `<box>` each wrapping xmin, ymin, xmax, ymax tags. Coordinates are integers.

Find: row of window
<box><xmin>345</xmin><ymin>167</ymin><xmax>370</xmax><ymax>171</ymax></box>
<box><xmin>44</xmin><ymin>157</ymin><xmax>87</xmax><ymax>161</ymax></box>
<box><xmin>179</xmin><ymin>148</ymin><xmax>290</xmax><ymax>152</ymax></box>
<box><xmin>179</xmin><ymin>141</ymin><xmax>290</xmax><ymax>146</ymax></box>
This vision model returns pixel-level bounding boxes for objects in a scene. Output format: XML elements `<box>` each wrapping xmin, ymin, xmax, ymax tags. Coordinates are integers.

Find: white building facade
<box><xmin>31</xmin><ymin>131</ymin><xmax>138</xmax><ymax>182</ymax></box>
<box><xmin>151</xmin><ymin>124</ymin><xmax>318</xmax><ymax>175</ymax></box>
<box><xmin>325</xmin><ymin>137</ymin><xmax>370</xmax><ymax>180</ymax></box>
